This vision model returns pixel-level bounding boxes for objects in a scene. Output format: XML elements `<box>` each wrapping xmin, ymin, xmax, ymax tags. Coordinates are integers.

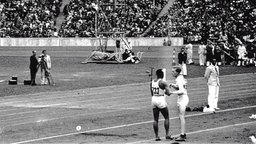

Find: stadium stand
<box><xmin>58</xmin><ymin>0</ymin><xmax>168</xmax><ymax>37</ymax></box>
<box><xmin>0</xmin><ymin>0</ymin><xmax>255</xmax><ymax>67</ymax></box>
<box><xmin>150</xmin><ymin>0</ymin><xmax>256</xmax><ymax>43</ymax></box>
<box><xmin>1</xmin><ymin>0</ymin><xmax>254</xmax><ymax>41</ymax></box>
<box><xmin>0</xmin><ymin>0</ymin><xmax>62</xmax><ymax>37</ymax></box>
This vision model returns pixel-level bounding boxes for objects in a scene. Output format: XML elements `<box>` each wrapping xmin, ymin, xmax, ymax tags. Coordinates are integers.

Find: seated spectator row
<box><xmin>0</xmin><ymin>0</ymin><xmax>62</xmax><ymax>37</ymax></box>
<box><xmin>58</xmin><ymin>0</ymin><xmax>168</xmax><ymax>37</ymax></box>
<box><xmin>0</xmin><ymin>0</ymin><xmax>255</xmax><ymax>40</ymax></box>
<box><xmin>151</xmin><ymin>0</ymin><xmax>256</xmax><ymax>43</ymax></box>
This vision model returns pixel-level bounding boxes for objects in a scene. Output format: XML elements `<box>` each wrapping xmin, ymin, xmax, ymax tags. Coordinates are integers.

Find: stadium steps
<box><xmin>55</xmin><ymin>0</ymin><xmax>72</xmax><ymax>31</ymax></box>
<box><xmin>140</xmin><ymin>0</ymin><xmax>176</xmax><ymax>37</ymax></box>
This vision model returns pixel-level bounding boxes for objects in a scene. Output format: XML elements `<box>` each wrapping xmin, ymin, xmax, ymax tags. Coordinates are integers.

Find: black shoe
<box><xmin>155</xmin><ymin>137</ymin><xmax>161</xmax><ymax>141</ymax></box>
<box><xmin>31</xmin><ymin>83</ymin><xmax>37</xmax><ymax>86</ymax></box>
<box><xmin>175</xmin><ymin>134</ymin><xmax>186</xmax><ymax>141</ymax></box>
<box><xmin>166</xmin><ymin>135</ymin><xmax>174</xmax><ymax>140</ymax></box>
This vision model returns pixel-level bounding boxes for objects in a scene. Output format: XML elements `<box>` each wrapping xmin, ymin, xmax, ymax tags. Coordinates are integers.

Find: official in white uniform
<box><xmin>38</xmin><ymin>50</ymin><xmax>51</xmax><ymax>85</ymax></box>
<box><xmin>198</xmin><ymin>42</ymin><xmax>206</xmax><ymax>66</ymax></box>
<box><xmin>169</xmin><ymin>67</ymin><xmax>189</xmax><ymax>141</ymax></box>
<box><xmin>151</xmin><ymin>69</ymin><xmax>173</xmax><ymax>141</ymax></box>
<box><xmin>186</xmin><ymin>43</ymin><xmax>194</xmax><ymax>64</ymax></box>
<box><xmin>204</xmin><ymin>59</ymin><xmax>220</xmax><ymax>111</ymax></box>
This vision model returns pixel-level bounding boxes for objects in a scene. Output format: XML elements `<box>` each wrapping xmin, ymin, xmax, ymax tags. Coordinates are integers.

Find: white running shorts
<box><xmin>152</xmin><ymin>96</ymin><xmax>167</xmax><ymax>109</ymax></box>
<box><xmin>177</xmin><ymin>95</ymin><xmax>189</xmax><ymax>107</ymax></box>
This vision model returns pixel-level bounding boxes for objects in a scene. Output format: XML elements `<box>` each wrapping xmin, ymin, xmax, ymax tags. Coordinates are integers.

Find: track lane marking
<box><xmin>1</xmin><ymin>89</ymin><xmax>255</xmax><ymax>119</ymax></box>
<box><xmin>0</xmin><ymin>73</ymin><xmax>254</xmax><ymax>103</ymax></box>
<box><xmin>11</xmin><ymin>105</ymin><xmax>256</xmax><ymax>144</ymax></box>
<box><xmin>1</xmin><ymin>90</ymin><xmax>255</xmax><ymax>125</ymax></box>
<box><xmin>127</xmin><ymin>121</ymin><xmax>256</xmax><ymax>144</ymax></box>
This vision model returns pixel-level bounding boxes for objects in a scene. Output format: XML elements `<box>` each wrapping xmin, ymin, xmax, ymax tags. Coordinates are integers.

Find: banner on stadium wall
<box><xmin>0</xmin><ymin>37</ymin><xmax>183</xmax><ymax>47</ymax></box>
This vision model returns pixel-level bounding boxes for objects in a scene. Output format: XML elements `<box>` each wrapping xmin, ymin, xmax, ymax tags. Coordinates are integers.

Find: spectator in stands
<box><xmin>246</xmin><ymin>41</ymin><xmax>255</xmax><ymax>66</ymax></box>
<box><xmin>0</xmin><ymin>0</ymin><xmax>61</xmax><ymax>38</ymax></box>
<box><xmin>237</xmin><ymin>43</ymin><xmax>247</xmax><ymax>66</ymax></box>
<box><xmin>0</xmin><ymin>0</ymin><xmax>255</xmax><ymax>41</ymax></box>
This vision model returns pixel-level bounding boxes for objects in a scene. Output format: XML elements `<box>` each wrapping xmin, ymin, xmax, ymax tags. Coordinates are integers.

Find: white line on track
<box><xmin>12</xmin><ymin>105</ymin><xmax>256</xmax><ymax>144</ymax></box>
<box><xmin>1</xmin><ymin>73</ymin><xmax>254</xmax><ymax>103</ymax></box>
<box><xmin>1</xmin><ymin>88</ymin><xmax>254</xmax><ymax>120</ymax></box>
<box><xmin>126</xmin><ymin>121</ymin><xmax>256</xmax><ymax>144</ymax></box>
<box><xmin>1</xmin><ymin>90</ymin><xmax>255</xmax><ymax>127</ymax></box>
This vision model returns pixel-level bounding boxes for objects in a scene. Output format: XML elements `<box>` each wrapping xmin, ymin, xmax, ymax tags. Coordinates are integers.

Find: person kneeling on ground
<box><xmin>122</xmin><ymin>50</ymin><xmax>140</xmax><ymax>64</ymax></box>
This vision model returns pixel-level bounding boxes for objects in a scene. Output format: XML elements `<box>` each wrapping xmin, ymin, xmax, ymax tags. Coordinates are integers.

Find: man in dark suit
<box><xmin>30</xmin><ymin>50</ymin><xmax>39</xmax><ymax>86</ymax></box>
<box><xmin>178</xmin><ymin>47</ymin><xmax>187</xmax><ymax>76</ymax></box>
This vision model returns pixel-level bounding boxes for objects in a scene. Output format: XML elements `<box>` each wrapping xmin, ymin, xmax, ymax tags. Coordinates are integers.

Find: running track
<box><xmin>0</xmin><ymin>73</ymin><xmax>256</xmax><ymax>143</ymax></box>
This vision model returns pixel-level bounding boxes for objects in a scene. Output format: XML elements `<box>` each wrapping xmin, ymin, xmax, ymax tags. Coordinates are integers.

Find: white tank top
<box><xmin>151</xmin><ymin>79</ymin><xmax>165</xmax><ymax>96</ymax></box>
<box><xmin>176</xmin><ymin>75</ymin><xmax>188</xmax><ymax>96</ymax></box>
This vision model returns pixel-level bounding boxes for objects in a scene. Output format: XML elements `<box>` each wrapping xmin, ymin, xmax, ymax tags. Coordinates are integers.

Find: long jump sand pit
<box><xmin>0</xmin><ymin>46</ymin><xmax>256</xmax><ymax>143</ymax></box>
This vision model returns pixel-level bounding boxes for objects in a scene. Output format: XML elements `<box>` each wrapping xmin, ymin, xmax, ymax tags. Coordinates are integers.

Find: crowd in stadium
<box><xmin>58</xmin><ymin>0</ymin><xmax>167</xmax><ymax>37</ymax></box>
<box><xmin>0</xmin><ymin>0</ymin><xmax>255</xmax><ymax>39</ymax></box>
<box><xmin>158</xmin><ymin>0</ymin><xmax>256</xmax><ymax>66</ymax></box>
<box><xmin>152</xmin><ymin>0</ymin><xmax>256</xmax><ymax>41</ymax></box>
<box><xmin>0</xmin><ymin>0</ymin><xmax>62</xmax><ymax>37</ymax></box>
<box><xmin>0</xmin><ymin>0</ymin><xmax>255</xmax><ymax>66</ymax></box>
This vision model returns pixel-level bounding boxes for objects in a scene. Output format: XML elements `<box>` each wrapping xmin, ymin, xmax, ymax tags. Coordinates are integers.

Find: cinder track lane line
<box><xmin>11</xmin><ymin>105</ymin><xmax>256</xmax><ymax>144</ymax></box>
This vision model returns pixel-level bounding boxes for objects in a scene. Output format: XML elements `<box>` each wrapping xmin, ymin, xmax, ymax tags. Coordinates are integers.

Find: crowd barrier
<box><xmin>0</xmin><ymin>37</ymin><xmax>183</xmax><ymax>47</ymax></box>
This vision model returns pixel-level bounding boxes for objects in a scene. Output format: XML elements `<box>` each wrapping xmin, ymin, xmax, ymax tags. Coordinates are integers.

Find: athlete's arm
<box><xmin>171</xmin><ymin>81</ymin><xmax>185</xmax><ymax>95</ymax></box>
<box><xmin>159</xmin><ymin>80</ymin><xmax>172</xmax><ymax>96</ymax></box>
<box><xmin>169</xmin><ymin>83</ymin><xmax>179</xmax><ymax>90</ymax></box>
<box><xmin>204</xmin><ymin>67</ymin><xmax>211</xmax><ymax>80</ymax></box>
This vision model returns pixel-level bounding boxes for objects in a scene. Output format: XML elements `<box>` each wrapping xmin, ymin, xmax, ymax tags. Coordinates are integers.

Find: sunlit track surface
<box><xmin>0</xmin><ymin>73</ymin><xmax>255</xmax><ymax>143</ymax></box>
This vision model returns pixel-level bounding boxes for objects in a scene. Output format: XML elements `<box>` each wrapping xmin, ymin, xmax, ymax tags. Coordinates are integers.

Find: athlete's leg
<box><xmin>175</xmin><ymin>104</ymin><xmax>187</xmax><ymax>141</ymax></box>
<box><xmin>178</xmin><ymin>105</ymin><xmax>186</xmax><ymax>135</ymax></box>
<box><xmin>153</xmin><ymin>108</ymin><xmax>160</xmax><ymax>140</ymax></box>
<box><xmin>160</xmin><ymin>107</ymin><xmax>170</xmax><ymax>138</ymax></box>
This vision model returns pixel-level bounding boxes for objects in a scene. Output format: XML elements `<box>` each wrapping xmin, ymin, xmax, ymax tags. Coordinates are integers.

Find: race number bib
<box><xmin>152</xmin><ymin>87</ymin><xmax>159</xmax><ymax>95</ymax></box>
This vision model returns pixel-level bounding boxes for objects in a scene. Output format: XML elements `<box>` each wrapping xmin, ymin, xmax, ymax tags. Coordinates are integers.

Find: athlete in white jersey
<box><xmin>151</xmin><ymin>79</ymin><xmax>167</xmax><ymax>108</ymax></box>
<box><xmin>169</xmin><ymin>66</ymin><xmax>189</xmax><ymax>142</ymax></box>
<box><xmin>150</xmin><ymin>69</ymin><xmax>173</xmax><ymax>141</ymax></box>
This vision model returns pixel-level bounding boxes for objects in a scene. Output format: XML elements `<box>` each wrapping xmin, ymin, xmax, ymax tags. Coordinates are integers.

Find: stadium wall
<box><xmin>0</xmin><ymin>37</ymin><xmax>183</xmax><ymax>47</ymax></box>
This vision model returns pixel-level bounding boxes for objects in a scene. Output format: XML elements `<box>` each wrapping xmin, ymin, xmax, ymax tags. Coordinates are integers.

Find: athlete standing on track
<box><xmin>151</xmin><ymin>69</ymin><xmax>173</xmax><ymax>141</ymax></box>
<box><xmin>169</xmin><ymin>66</ymin><xmax>189</xmax><ymax>142</ymax></box>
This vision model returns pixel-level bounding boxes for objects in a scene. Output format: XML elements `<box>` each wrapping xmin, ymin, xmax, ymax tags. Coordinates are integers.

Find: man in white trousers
<box><xmin>38</xmin><ymin>50</ymin><xmax>51</xmax><ymax>85</ymax></box>
<box><xmin>204</xmin><ymin>59</ymin><xmax>220</xmax><ymax>111</ymax></box>
<box><xmin>185</xmin><ymin>43</ymin><xmax>194</xmax><ymax>64</ymax></box>
<box><xmin>198</xmin><ymin>42</ymin><xmax>206</xmax><ymax>66</ymax></box>
<box><xmin>169</xmin><ymin>67</ymin><xmax>189</xmax><ymax>141</ymax></box>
